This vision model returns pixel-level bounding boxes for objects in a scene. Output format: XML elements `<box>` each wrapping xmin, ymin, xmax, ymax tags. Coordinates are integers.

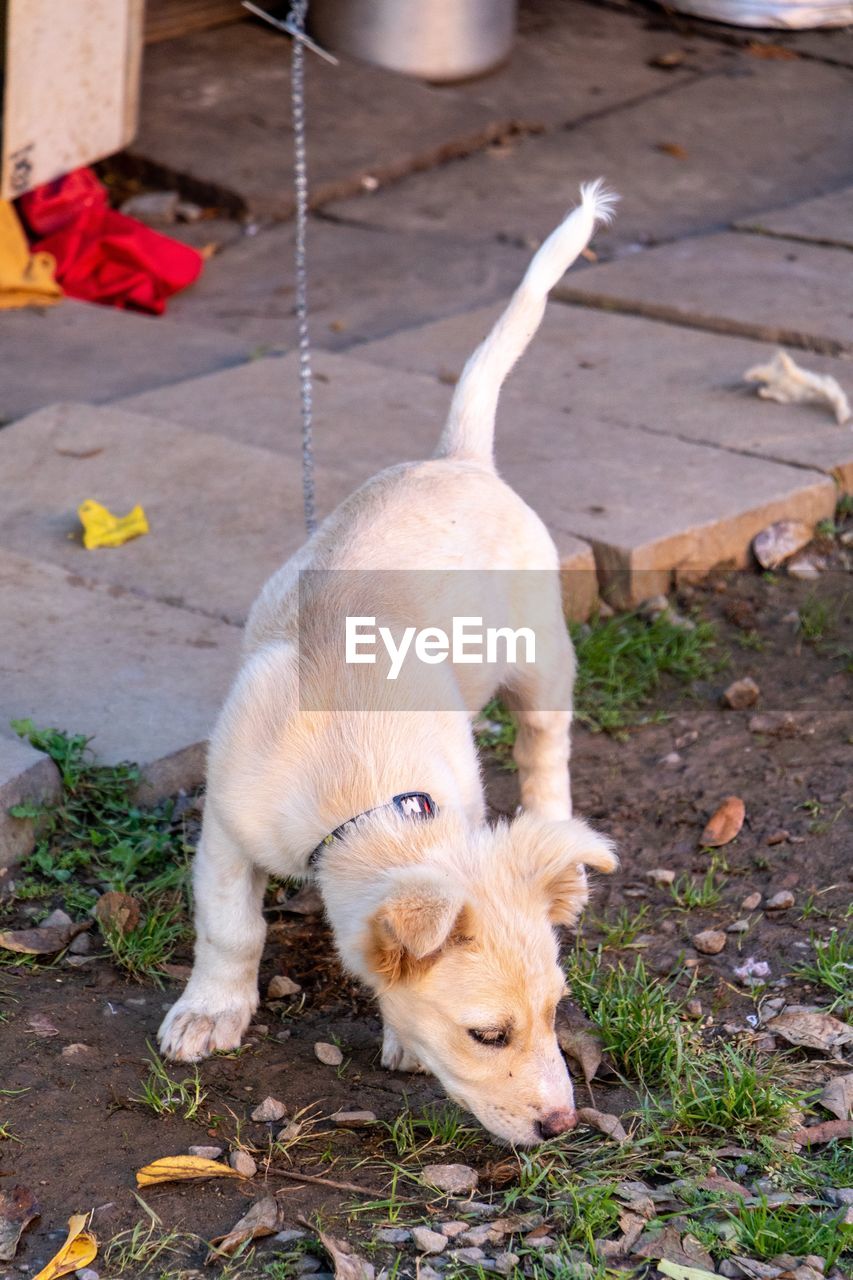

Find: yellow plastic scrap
<box><xmin>78</xmin><ymin>499</ymin><xmax>150</xmax><ymax>550</ymax></box>
<box><xmin>0</xmin><ymin>198</ymin><xmax>62</xmax><ymax>309</ymax></box>
<box><xmin>32</xmin><ymin>1213</ymin><xmax>97</xmax><ymax>1280</ymax></box>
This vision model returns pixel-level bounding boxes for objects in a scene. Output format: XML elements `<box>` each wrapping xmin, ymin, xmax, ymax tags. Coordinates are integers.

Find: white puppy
<box><xmin>159</xmin><ymin>183</ymin><xmax>618</xmax><ymax>1146</ymax></box>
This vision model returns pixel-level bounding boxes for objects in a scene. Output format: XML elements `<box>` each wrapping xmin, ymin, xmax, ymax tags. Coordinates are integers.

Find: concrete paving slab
<box><xmin>115</xmin><ymin>353</ymin><xmax>599</xmax><ymax>618</ymax></box>
<box><xmin>0</xmin><ymin>299</ymin><xmax>252</xmax><ymax>424</ymax></box>
<box><xmin>0</xmin><ymin>403</ymin><xmax>325</xmax><ymax>625</ymax></box>
<box><xmin>0</xmin><ymin>550</ymin><xmax>240</xmax><ymax>812</ymax></box>
<box><xmin>735</xmin><ymin>185</ymin><xmax>853</xmax><ymax>251</ymax></box>
<box><xmin>0</xmin><ymin>733</ymin><xmax>62</xmax><ymax>870</ymax></box>
<box><xmin>322</xmin><ymin>59</ymin><xmax>853</xmax><ymax>255</ymax></box>
<box><xmin>553</xmin><ymin>233</ymin><xmax>853</xmax><ymax>357</ymax></box>
<box><xmin>164</xmin><ymin>216</ymin><xmax>529</xmax><ymax>350</ymax></box>
<box><xmin>356</xmin><ymin>304</ymin><xmax>853</xmax><ymax>488</ymax></box>
<box><xmin>132</xmin><ymin>23</ymin><xmax>508</xmax><ymax>219</ymax></box>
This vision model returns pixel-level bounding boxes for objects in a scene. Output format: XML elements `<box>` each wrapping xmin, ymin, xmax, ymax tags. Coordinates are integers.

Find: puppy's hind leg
<box><xmin>159</xmin><ymin>808</ymin><xmax>266</xmax><ymax>1062</ymax></box>
<box><xmin>503</xmin><ymin>624</ymin><xmax>575</xmax><ymax>821</ymax></box>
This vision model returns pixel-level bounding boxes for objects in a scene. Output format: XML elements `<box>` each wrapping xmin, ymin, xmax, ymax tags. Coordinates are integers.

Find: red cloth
<box><xmin>18</xmin><ymin>168</ymin><xmax>202</xmax><ymax>315</ymax></box>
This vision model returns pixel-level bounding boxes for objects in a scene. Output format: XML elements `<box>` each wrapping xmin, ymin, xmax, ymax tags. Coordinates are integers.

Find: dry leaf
<box><xmin>208</xmin><ymin>1196</ymin><xmax>281</xmax><ymax>1258</ymax></box>
<box><xmin>634</xmin><ymin>1225</ymin><xmax>714</xmax><ymax>1271</ymax></box>
<box><xmin>0</xmin><ymin>922</ymin><xmax>85</xmax><ymax>955</ymax></box>
<box><xmin>555</xmin><ymin>1014</ymin><xmax>603</xmax><ymax>1085</ymax></box>
<box><xmin>135</xmin><ymin>1155</ymin><xmax>245</xmax><ymax>1187</ymax></box>
<box><xmin>746</xmin><ymin>41</ymin><xmax>799</xmax><ymax>59</ymax></box>
<box><xmin>765</xmin><ymin>1010</ymin><xmax>853</xmax><ymax>1054</ymax></box>
<box><xmin>318</xmin><ymin>1230</ymin><xmax>375</xmax><ymax>1280</ymax></box>
<box><xmin>818</xmin><ymin>1073</ymin><xmax>853</xmax><ymax>1120</ymax></box>
<box><xmin>0</xmin><ymin>1186</ymin><xmax>39</xmax><ymax>1262</ymax></box>
<box><xmin>32</xmin><ymin>1214</ymin><xmax>96</xmax><ymax>1280</ymax></box>
<box><xmin>790</xmin><ymin>1118</ymin><xmax>853</xmax><ymax>1146</ymax></box>
<box><xmin>752</xmin><ymin>519</ymin><xmax>813</xmax><ymax>570</ymax></box>
<box><xmin>26</xmin><ymin>1014</ymin><xmax>59</xmax><ymax>1037</ymax></box>
<box><xmin>577</xmin><ymin>1107</ymin><xmax>628</xmax><ymax>1144</ymax></box>
<box><xmin>700</xmin><ymin>796</ymin><xmax>745</xmax><ymax>847</ymax></box>
<box><xmin>657</xmin><ymin>1262</ymin><xmax>719</xmax><ymax>1280</ymax></box>
<box><xmin>95</xmin><ymin>891</ymin><xmax>140</xmax><ymax>936</ymax></box>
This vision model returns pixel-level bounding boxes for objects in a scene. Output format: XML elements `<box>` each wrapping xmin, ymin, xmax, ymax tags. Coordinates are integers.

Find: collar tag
<box><xmin>308</xmin><ymin>791</ymin><xmax>436</xmax><ymax>870</ymax></box>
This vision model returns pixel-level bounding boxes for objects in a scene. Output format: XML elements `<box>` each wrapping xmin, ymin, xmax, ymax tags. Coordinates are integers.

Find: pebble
<box><xmin>719</xmin><ymin>1263</ymin><xmax>747</xmax><ymax>1278</ymax></box>
<box><xmin>722</xmin><ymin>676</ymin><xmax>760</xmax><ymax>709</ymax></box>
<box><xmin>438</xmin><ymin>1221</ymin><xmax>468</xmax><ymax>1239</ymax></box>
<box><xmin>331</xmin><ymin>1110</ymin><xmax>377</xmax><ymax>1127</ymax></box>
<box><xmin>412</xmin><ymin>1227</ymin><xmax>448</xmax><ymax>1253</ymax></box>
<box><xmin>766</xmin><ymin>890</ymin><xmax>795</xmax><ymax>910</ymax></box>
<box><xmin>494</xmin><ymin>1253</ymin><xmax>521</xmax><ymax>1276</ymax></box>
<box><xmin>825</xmin><ymin>1188</ymin><xmax>853</xmax><ymax>1205</ymax></box>
<box><xmin>268</xmin><ymin>974</ymin><xmax>302</xmax><ymax>998</ymax></box>
<box><xmin>314</xmin><ymin>1041</ymin><xmax>343</xmax><ymax>1066</ymax></box>
<box><xmin>693</xmin><ymin>929</ymin><xmax>727</xmax><ymax>955</ymax></box>
<box><xmin>422</xmin><ymin>1163</ymin><xmax>479</xmax><ymax>1194</ymax></box>
<box><xmin>295</xmin><ymin>1257</ymin><xmax>321</xmax><ymax>1275</ymax></box>
<box><xmin>418</xmin><ymin>1268</ymin><xmax>443</xmax><ymax>1280</ymax></box>
<box><xmin>647</xmin><ymin>868</ymin><xmax>675</xmax><ymax>886</ymax></box>
<box><xmin>278</xmin><ymin>1120</ymin><xmax>302</xmax><ymax>1141</ymax></box>
<box><xmin>451</xmin><ymin>1247</ymin><xmax>486</xmax><ymax>1264</ymax></box>
<box><xmin>68</xmin><ymin>932</ymin><xmax>92</xmax><ymax>955</ymax></box>
<box><xmin>686</xmin><ymin>999</ymin><xmax>703</xmax><ymax>1018</ymax></box>
<box><xmin>188</xmin><ymin>1145</ymin><xmax>223</xmax><ymax>1160</ymax></box>
<box><xmin>803</xmin><ymin>1255</ymin><xmax>825</xmax><ymax>1272</ymax></box>
<box><xmin>461</xmin><ymin>1223</ymin><xmax>503</xmax><ymax>1247</ymax></box>
<box><xmin>661</xmin><ymin>751</ymin><xmax>683</xmax><ymax>767</ymax></box>
<box><xmin>61</xmin><ymin>1042</ymin><xmax>93</xmax><ymax>1058</ymax></box>
<box><xmin>274</xmin><ymin>1229</ymin><xmax>307</xmax><ymax>1244</ymax></box>
<box><xmin>766</xmin><ymin>829</ymin><xmax>789</xmax><ymax>846</ymax></box>
<box><xmin>42</xmin><ymin>908</ymin><xmax>73</xmax><ymax>929</ymax></box>
<box><xmin>376</xmin><ymin>1228</ymin><xmax>411</xmax><ymax>1243</ymax></box>
<box><xmin>741</xmin><ymin>891</ymin><xmax>762</xmax><ymax>910</ymax></box>
<box><xmin>251</xmin><ymin>1096</ymin><xmax>287</xmax><ymax>1123</ymax></box>
<box><xmin>229</xmin><ymin>1150</ymin><xmax>257</xmax><ymax>1177</ymax></box>
<box><xmin>121</xmin><ymin>190</ymin><xmax>180</xmax><ymax>225</ymax></box>
<box><xmin>65</xmin><ymin>954</ymin><xmax>93</xmax><ymax>968</ymax></box>
<box><xmin>76</xmin><ymin>1270</ymin><xmax>99</xmax><ymax>1280</ymax></box>
<box><xmin>454</xmin><ymin>1199</ymin><xmax>498</xmax><ymax>1217</ymax></box>
<box><xmin>727</xmin><ymin>919</ymin><xmax>751</xmax><ymax>934</ymax></box>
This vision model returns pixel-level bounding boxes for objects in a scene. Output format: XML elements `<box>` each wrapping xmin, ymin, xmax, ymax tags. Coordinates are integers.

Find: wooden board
<box><xmin>1</xmin><ymin>0</ymin><xmax>144</xmax><ymax>198</ymax></box>
<box><xmin>144</xmin><ymin>0</ymin><xmax>246</xmax><ymax>43</ymax></box>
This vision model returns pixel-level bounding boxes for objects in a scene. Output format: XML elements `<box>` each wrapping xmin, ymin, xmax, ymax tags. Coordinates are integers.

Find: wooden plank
<box><xmin>144</xmin><ymin>0</ymin><xmax>246</xmax><ymax>43</ymax></box>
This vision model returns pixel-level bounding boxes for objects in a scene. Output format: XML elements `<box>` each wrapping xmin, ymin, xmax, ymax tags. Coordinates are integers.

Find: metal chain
<box><xmin>289</xmin><ymin>0</ymin><xmax>316</xmax><ymax>536</ymax></box>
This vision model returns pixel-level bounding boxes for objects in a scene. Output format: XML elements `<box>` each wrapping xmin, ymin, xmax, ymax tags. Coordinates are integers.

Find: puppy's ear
<box><xmin>367</xmin><ymin>869</ymin><xmax>466</xmax><ymax>986</ymax></box>
<box><xmin>511</xmin><ymin>814</ymin><xmax>618</xmax><ymax>927</ymax></box>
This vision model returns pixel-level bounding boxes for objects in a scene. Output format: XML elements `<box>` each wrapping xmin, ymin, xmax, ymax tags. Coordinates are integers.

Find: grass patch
<box><xmin>385</xmin><ymin>1102</ymin><xmax>479</xmax><ymax>1161</ymax></box>
<box><xmin>565</xmin><ymin>948</ymin><xmax>694</xmax><ymax>1086</ymax></box>
<box><xmin>669</xmin><ymin>867</ymin><xmax>722</xmax><ymax>910</ymax></box>
<box><xmin>570</xmin><ymin>609</ymin><xmax>718</xmax><ymax>734</ymax></box>
<box><xmin>727</xmin><ymin>1199</ymin><xmax>851</xmax><ymax>1269</ymax></box>
<box><xmin>586</xmin><ymin>904</ymin><xmax>650</xmax><ymax>949</ymax></box>
<box><xmin>132</xmin><ymin>1047</ymin><xmax>207</xmax><ymax>1121</ymax></box>
<box><xmin>650</xmin><ymin>1045</ymin><xmax>800</xmax><ymax>1138</ymax></box>
<box><xmin>793</xmin><ymin>926</ymin><xmax>852</xmax><ymax>1013</ymax></box>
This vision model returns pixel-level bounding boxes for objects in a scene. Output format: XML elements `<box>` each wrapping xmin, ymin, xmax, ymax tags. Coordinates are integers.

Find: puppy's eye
<box><xmin>468</xmin><ymin>1027</ymin><xmax>511</xmax><ymax>1048</ymax></box>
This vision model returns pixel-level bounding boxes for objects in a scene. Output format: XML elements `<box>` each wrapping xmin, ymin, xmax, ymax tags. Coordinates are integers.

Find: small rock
<box><xmin>76</xmin><ymin>1270</ymin><xmax>99</xmax><ymax>1280</ymax></box>
<box><xmin>295</xmin><ymin>1257</ymin><xmax>321</xmax><ymax>1275</ymax></box>
<box><xmin>188</xmin><ymin>1145</ymin><xmax>223</xmax><ymax>1159</ymax></box>
<box><xmin>825</xmin><ymin>1188</ymin><xmax>853</xmax><ymax>1205</ymax></box>
<box><xmin>766</xmin><ymin>830</ymin><xmax>789</xmax><ymax>846</ymax></box>
<box><xmin>647</xmin><ymin>868</ymin><xmax>676</xmax><ymax>886</ymax></box>
<box><xmin>412</xmin><ymin>1227</ymin><xmax>448</xmax><ymax>1253</ymax></box>
<box><xmin>274</xmin><ymin>1229</ymin><xmax>308</xmax><ymax>1244</ymax></box>
<box><xmin>454</xmin><ymin>1199</ymin><xmax>498</xmax><ymax>1217</ymax></box>
<box><xmin>686</xmin><ymin>999</ymin><xmax>703</xmax><ymax>1018</ymax></box>
<box><xmin>727</xmin><ymin>919</ymin><xmax>751</xmax><ymax>934</ymax></box>
<box><xmin>742</xmin><ymin>891</ymin><xmax>763</xmax><ymax>910</ymax></box>
<box><xmin>722</xmin><ymin>676</ymin><xmax>760</xmax><ymax>709</ymax></box>
<box><xmin>42</xmin><ymin>908</ymin><xmax>73</xmax><ymax>929</ymax></box>
<box><xmin>68</xmin><ymin>932</ymin><xmax>92</xmax><ymax>955</ymax></box>
<box><xmin>229</xmin><ymin>1150</ymin><xmax>257</xmax><ymax>1177</ymax></box>
<box><xmin>753</xmin><ymin>518</ymin><xmax>812</xmax><ymax>570</ymax></box>
<box><xmin>439</xmin><ymin>1222</ymin><xmax>468</xmax><ymax>1239</ymax></box>
<box><xmin>749</xmin><ymin>711</ymin><xmax>800</xmax><ymax>738</ymax></box>
<box><xmin>121</xmin><ymin>190</ymin><xmax>180</xmax><ymax>225</ymax></box>
<box><xmin>251</xmin><ymin>1096</ymin><xmax>287</xmax><ymax>1123</ymax></box>
<box><xmin>314</xmin><ymin>1041</ymin><xmax>343</xmax><ymax>1066</ymax></box>
<box><xmin>331</xmin><ymin>1110</ymin><xmax>377</xmax><ymax>1127</ymax></box>
<box><xmin>65</xmin><ymin>954</ymin><xmax>92</xmax><ymax>968</ymax></box>
<box><xmin>268</xmin><ymin>974</ymin><xmax>302</xmax><ymax>999</ymax></box>
<box><xmin>787</xmin><ymin>554</ymin><xmax>822</xmax><ymax>580</ymax></box>
<box><xmin>422</xmin><ymin>1163</ymin><xmax>478</xmax><ymax>1194</ymax></box>
<box><xmin>524</xmin><ymin>1233</ymin><xmax>555</xmax><ymax>1248</ymax></box>
<box><xmin>278</xmin><ymin>1120</ymin><xmax>302</xmax><ymax>1141</ymax></box>
<box><xmin>418</xmin><ymin>1269</ymin><xmax>443</xmax><ymax>1280</ymax></box>
<box><xmin>766</xmin><ymin>890</ymin><xmax>795</xmax><ymax>910</ymax></box>
<box><xmin>462</xmin><ymin>1223</ymin><xmax>502</xmax><ymax>1247</ymax></box>
<box><xmin>661</xmin><ymin>751</ymin><xmax>683</xmax><ymax>767</ymax></box>
<box><xmin>61</xmin><ymin>1042</ymin><xmax>92</xmax><ymax>1058</ymax></box>
<box><xmin>494</xmin><ymin>1253</ymin><xmax>521</xmax><ymax>1276</ymax></box>
<box><xmin>451</xmin><ymin>1247</ymin><xmax>486</xmax><ymax>1264</ymax></box>
<box><xmin>734</xmin><ymin>957</ymin><xmax>771</xmax><ymax>986</ymax></box>
<box><xmin>693</xmin><ymin>929</ymin><xmax>727</xmax><ymax>955</ymax></box>
<box><xmin>719</xmin><ymin>1262</ymin><xmax>747</xmax><ymax>1278</ymax></box>
<box><xmin>376</xmin><ymin>1228</ymin><xmax>411</xmax><ymax>1244</ymax></box>
<box><xmin>803</xmin><ymin>1256</ymin><xmax>825</xmax><ymax>1273</ymax></box>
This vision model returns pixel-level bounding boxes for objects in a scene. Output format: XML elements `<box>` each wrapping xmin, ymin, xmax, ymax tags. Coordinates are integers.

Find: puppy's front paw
<box><xmin>381</xmin><ymin>1025</ymin><xmax>427</xmax><ymax>1074</ymax></box>
<box><xmin>158</xmin><ymin>992</ymin><xmax>255</xmax><ymax>1062</ymax></box>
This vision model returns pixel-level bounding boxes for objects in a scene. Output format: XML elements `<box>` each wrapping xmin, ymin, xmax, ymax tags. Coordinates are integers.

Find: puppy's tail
<box><xmin>436</xmin><ymin>180</ymin><xmax>617</xmax><ymax>466</ymax></box>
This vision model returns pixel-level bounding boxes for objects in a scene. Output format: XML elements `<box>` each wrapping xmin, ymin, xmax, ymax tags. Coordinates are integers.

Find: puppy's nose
<box><xmin>537</xmin><ymin>1108</ymin><xmax>577</xmax><ymax>1139</ymax></box>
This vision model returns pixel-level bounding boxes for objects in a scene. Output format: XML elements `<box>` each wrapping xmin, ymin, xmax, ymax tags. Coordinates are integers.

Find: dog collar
<box><xmin>307</xmin><ymin>792</ymin><xmax>436</xmax><ymax>870</ymax></box>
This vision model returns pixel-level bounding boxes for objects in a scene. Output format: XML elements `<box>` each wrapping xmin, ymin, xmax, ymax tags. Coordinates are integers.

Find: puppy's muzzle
<box><xmin>536</xmin><ymin>1108</ymin><xmax>577</xmax><ymax>1140</ymax></box>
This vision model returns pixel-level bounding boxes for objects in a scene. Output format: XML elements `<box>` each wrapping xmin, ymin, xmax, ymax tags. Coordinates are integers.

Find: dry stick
<box><xmin>268</xmin><ymin>1167</ymin><xmax>382</xmax><ymax>1197</ymax></box>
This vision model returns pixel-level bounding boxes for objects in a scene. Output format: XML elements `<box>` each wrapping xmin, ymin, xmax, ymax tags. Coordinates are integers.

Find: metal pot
<box><xmin>308</xmin><ymin>0</ymin><xmax>517</xmax><ymax>82</ymax></box>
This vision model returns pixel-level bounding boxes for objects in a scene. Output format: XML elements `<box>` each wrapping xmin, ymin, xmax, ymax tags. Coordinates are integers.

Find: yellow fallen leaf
<box><xmin>78</xmin><ymin>499</ymin><xmax>149</xmax><ymax>550</ymax></box>
<box><xmin>32</xmin><ymin>1214</ymin><xmax>97</xmax><ymax>1280</ymax></box>
<box><xmin>135</xmin><ymin>1155</ymin><xmax>244</xmax><ymax>1187</ymax></box>
<box><xmin>656</xmin><ymin>1261</ymin><xmax>718</xmax><ymax>1280</ymax></box>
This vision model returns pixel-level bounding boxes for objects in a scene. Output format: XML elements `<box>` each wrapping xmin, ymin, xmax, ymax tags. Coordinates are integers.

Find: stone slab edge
<box><xmin>0</xmin><ymin>736</ymin><xmax>62</xmax><ymax>872</ymax></box>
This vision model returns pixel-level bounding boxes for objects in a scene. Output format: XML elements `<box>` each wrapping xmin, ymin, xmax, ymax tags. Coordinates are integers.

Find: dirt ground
<box><xmin>1</xmin><ymin>563</ymin><xmax>850</xmax><ymax>1279</ymax></box>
